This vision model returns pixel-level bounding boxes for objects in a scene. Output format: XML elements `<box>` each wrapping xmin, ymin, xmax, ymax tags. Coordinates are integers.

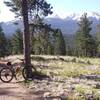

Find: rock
<box><xmin>43</xmin><ymin>92</ymin><xmax>51</xmax><ymax>98</ymax></box>
<box><xmin>53</xmin><ymin>98</ymin><xmax>61</xmax><ymax>100</ymax></box>
<box><xmin>85</xmin><ymin>94</ymin><xmax>94</xmax><ymax>100</ymax></box>
<box><xmin>24</xmin><ymin>75</ymin><xmax>100</xmax><ymax>99</ymax></box>
<box><xmin>79</xmin><ymin>74</ymin><xmax>100</xmax><ymax>80</ymax></box>
<box><xmin>95</xmin><ymin>83</ymin><xmax>100</xmax><ymax>89</ymax></box>
<box><xmin>60</xmin><ymin>96</ymin><xmax>67</xmax><ymax>100</ymax></box>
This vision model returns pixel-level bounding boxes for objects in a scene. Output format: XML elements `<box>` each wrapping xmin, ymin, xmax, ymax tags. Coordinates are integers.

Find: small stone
<box><xmin>96</xmin><ymin>83</ymin><xmax>100</xmax><ymax>89</ymax></box>
<box><xmin>85</xmin><ymin>94</ymin><xmax>94</xmax><ymax>100</ymax></box>
<box><xmin>43</xmin><ymin>92</ymin><xmax>51</xmax><ymax>98</ymax></box>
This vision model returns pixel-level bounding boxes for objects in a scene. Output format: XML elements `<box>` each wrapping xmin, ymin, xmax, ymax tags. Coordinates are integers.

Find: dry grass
<box><xmin>2</xmin><ymin>55</ymin><xmax>100</xmax><ymax>99</ymax></box>
<box><xmin>2</xmin><ymin>55</ymin><xmax>100</xmax><ymax>77</ymax></box>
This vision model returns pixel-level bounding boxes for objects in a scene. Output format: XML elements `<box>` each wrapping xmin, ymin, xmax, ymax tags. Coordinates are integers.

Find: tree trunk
<box><xmin>21</xmin><ymin>0</ymin><xmax>32</xmax><ymax>78</ymax></box>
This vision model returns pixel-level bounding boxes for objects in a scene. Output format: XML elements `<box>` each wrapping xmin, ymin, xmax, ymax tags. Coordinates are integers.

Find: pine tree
<box><xmin>75</xmin><ymin>13</ymin><xmax>97</xmax><ymax>57</ymax></box>
<box><xmin>21</xmin><ymin>0</ymin><xmax>33</xmax><ymax>77</ymax></box>
<box><xmin>11</xmin><ymin>29</ymin><xmax>23</xmax><ymax>54</ymax></box>
<box><xmin>0</xmin><ymin>25</ymin><xmax>7</xmax><ymax>57</ymax></box>
<box><xmin>6</xmin><ymin>38</ymin><xmax>13</xmax><ymax>56</ymax></box>
<box><xmin>4</xmin><ymin>0</ymin><xmax>53</xmax><ymax>19</ymax></box>
<box><xmin>96</xmin><ymin>25</ymin><xmax>100</xmax><ymax>57</ymax></box>
<box><xmin>31</xmin><ymin>19</ymin><xmax>54</xmax><ymax>55</ymax></box>
<box><xmin>66</xmin><ymin>45</ymin><xmax>73</xmax><ymax>56</ymax></box>
<box><xmin>54</xmin><ymin>29</ymin><xmax>66</xmax><ymax>55</ymax></box>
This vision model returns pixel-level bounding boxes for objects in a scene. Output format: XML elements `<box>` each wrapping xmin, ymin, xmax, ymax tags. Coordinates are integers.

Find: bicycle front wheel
<box><xmin>22</xmin><ymin>67</ymin><xmax>36</xmax><ymax>80</ymax></box>
<box><xmin>0</xmin><ymin>67</ymin><xmax>14</xmax><ymax>83</ymax></box>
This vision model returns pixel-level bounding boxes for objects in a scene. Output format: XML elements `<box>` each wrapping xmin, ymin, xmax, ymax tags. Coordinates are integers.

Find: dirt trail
<box><xmin>0</xmin><ymin>80</ymin><xmax>41</xmax><ymax>100</ymax></box>
<box><xmin>0</xmin><ymin>59</ymin><xmax>43</xmax><ymax>100</ymax></box>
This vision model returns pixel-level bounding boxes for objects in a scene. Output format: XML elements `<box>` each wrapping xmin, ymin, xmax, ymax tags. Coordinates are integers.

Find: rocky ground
<box><xmin>1</xmin><ymin>55</ymin><xmax>100</xmax><ymax>100</ymax></box>
<box><xmin>23</xmin><ymin>75</ymin><xmax>100</xmax><ymax>100</ymax></box>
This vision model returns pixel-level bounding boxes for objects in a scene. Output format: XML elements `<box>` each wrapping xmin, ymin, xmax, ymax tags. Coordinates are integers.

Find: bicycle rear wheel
<box><xmin>0</xmin><ymin>67</ymin><xmax>14</xmax><ymax>83</ymax></box>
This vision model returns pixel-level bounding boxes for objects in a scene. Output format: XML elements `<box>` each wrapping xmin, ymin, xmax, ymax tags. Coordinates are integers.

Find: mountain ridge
<box><xmin>1</xmin><ymin>12</ymin><xmax>100</xmax><ymax>36</ymax></box>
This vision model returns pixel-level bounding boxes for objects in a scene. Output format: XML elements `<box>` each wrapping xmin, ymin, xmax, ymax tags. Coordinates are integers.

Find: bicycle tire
<box><xmin>22</xmin><ymin>67</ymin><xmax>37</xmax><ymax>80</ymax></box>
<box><xmin>0</xmin><ymin>67</ymin><xmax>14</xmax><ymax>83</ymax></box>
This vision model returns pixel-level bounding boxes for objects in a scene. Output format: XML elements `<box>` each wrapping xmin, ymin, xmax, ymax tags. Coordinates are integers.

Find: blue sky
<box><xmin>47</xmin><ymin>0</ymin><xmax>100</xmax><ymax>13</ymax></box>
<box><xmin>0</xmin><ymin>0</ymin><xmax>100</xmax><ymax>22</ymax></box>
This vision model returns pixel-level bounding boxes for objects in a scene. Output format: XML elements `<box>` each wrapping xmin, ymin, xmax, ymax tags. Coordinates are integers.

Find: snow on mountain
<box><xmin>45</xmin><ymin>12</ymin><xmax>100</xmax><ymax>34</ymax></box>
<box><xmin>1</xmin><ymin>12</ymin><xmax>100</xmax><ymax>36</ymax></box>
<box><xmin>49</xmin><ymin>12</ymin><xmax>100</xmax><ymax>20</ymax></box>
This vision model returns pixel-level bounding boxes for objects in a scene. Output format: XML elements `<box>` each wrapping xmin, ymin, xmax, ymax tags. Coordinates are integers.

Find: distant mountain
<box><xmin>1</xmin><ymin>12</ymin><xmax>100</xmax><ymax>36</ymax></box>
<box><xmin>45</xmin><ymin>17</ymin><xmax>78</xmax><ymax>35</ymax></box>
<box><xmin>1</xmin><ymin>20</ymin><xmax>23</xmax><ymax>37</ymax></box>
<box><xmin>45</xmin><ymin>12</ymin><xmax>100</xmax><ymax>35</ymax></box>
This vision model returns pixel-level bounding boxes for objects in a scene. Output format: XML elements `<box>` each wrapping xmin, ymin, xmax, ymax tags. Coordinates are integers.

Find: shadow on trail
<box><xmin>30</xmin><ymin>71</ymin><xmax>50</xmax><ymax>80</ymax></box>
<box><xmin>79</xmin><ymin>74</ymin><xmax>100</xmax><ymax>80</ymax></box>
<box><xmin>0</xmin><ymin>88</ymin><xmax>10</xmax><ymax>95</ymax></box>
<box><xmin>0</xmin><ymin>86</ymin><xmax>25</xmax><ymax>98</ymax></box>
<box><xmin>0</xmin><ymin>81</ymin><xmax>28</xmax><ymax>99</ymax></box>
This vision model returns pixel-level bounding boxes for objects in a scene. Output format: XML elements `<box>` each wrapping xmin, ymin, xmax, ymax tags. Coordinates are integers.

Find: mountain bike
<box><xmin>0</xmin><ymin>58</ymin><xmax>37</xmax><ymax>83</ymax></box>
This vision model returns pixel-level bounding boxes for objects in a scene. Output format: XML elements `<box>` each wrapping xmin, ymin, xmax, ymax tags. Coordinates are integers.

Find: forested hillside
<box><xmin>0</xmin><ymin>13</ymin><xmax>100</xmax><ymax>57</ymax></box>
